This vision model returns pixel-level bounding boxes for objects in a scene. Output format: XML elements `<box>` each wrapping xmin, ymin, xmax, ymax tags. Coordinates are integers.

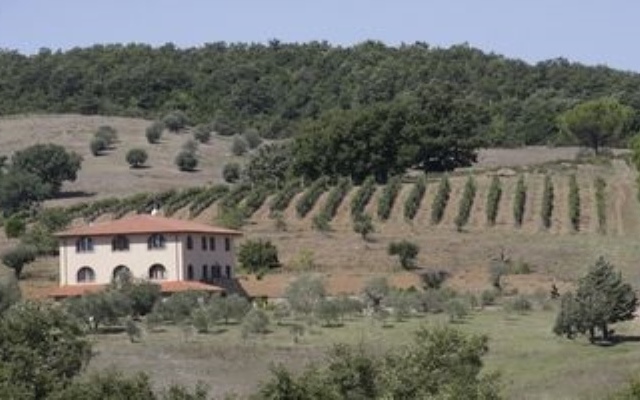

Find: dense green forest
<box><xmin>2</xmin><ymin>41</ymin><xmax>640</xmax><ymax>146</ymax></box>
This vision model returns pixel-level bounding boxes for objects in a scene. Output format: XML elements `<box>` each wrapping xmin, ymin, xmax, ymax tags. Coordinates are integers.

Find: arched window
<box><xmin>112</xmin><ymin>265</ymin><xmax>132</xmax><ymax>284</ymax></box>
<box><xmin>75</xmin><ymin>237</ymin><xmax>93</xmax><ymax>253</ymax></box>
<box><xmin>187</xmin><ymin>264</ymin><xmax>194</xmax><ymax>280</ymax></box>
<box><xmin>149</xmin><ymin>264</ymin><xmax>166</xmax><ymax>280</ymax></box>
<box><xmin>147</xmin><ymin>233</ymin><xmax>166</xmax><ymax>249</ymax></box>
<box><xmin>111</xmin><ymin>235</ymin><xmax>129</xmax><ymax>251</ymax></box>
<box><xmin>186</xmin><ymin>236</ymin><xmax>193</xmax><ymax>250</ymax></box>
<box><xmin>77</xmin><ymin>266</ymin><xmax>96</xmax><ymax>283</ymax></box>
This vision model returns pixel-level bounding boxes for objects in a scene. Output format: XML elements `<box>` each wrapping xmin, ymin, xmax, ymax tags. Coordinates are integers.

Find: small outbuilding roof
<box><xmin>46</xmin><ymin>280</ymin><xmax>225</xmax><ymax>299</ymax></box>
<box><xmin>55</xmin><ymin>214</ymin><xmax>242</xmax><ymax>238</ymax></box>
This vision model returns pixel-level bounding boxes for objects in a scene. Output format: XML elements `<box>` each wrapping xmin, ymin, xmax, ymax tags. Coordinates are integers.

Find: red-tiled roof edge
<box><xmin>45</xmin><ymin>281</ymin><xmax>225</xmax><ymax>298</ymax></box>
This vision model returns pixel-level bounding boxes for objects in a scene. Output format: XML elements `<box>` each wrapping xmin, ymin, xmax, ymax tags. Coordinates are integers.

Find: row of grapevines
<box><xmin>485</xmin><ymin>176</ymin><xmax>502</xmax><ymax>226</ymax></box>
<box><xmin>188</xmin><ymin>185</ymin><xmax>230</xmax><ymax>218</ymax></box>
<box><xmin>568</xmin><ymin>175</ymin><xmax>580</xmax><ymax>231</ymax></box>
<box><xmin>430</xmin><ymin>176</ymin><xmax>451</xmax><ymax>225</ymax></box>
<box><xmin>377</xmin><ymin>176</ymin><xmax>402</xmax><ymax>221</ymax></box>
<box><xmin>113</xmin><ymin>193</ymin><xmax>151</xmax><ymax>219</ymax></box>
<box><xmin>320</xmin><ymin>177</ymin><xmax>352</xmax><ymax>221</ymax></box>
<box><xmin>595</xmin><ymin>177</ymin><xmax>606</xmax><ymax>233</ymax></box>
<box><xmin>140</xmin><ymin>189</ymin><xmax>177</xmax><ymax>214</ymax></box>
<box><xmin>219</xmin><ymin>184</ymin><xmax>252</xmax><ymax>209</ymax></box>
<box><xmin>269</xmin><ymin>179</ymin><xmax>302</xmax><ymax>214</ymax></box>
<box><xmin>296</xmin><ymin>176</ymin><xmax>329</xmax><ymax>218</ymax></box>
<box><xmin>350</xmin><ymin>176</ymin><xmax>376</xmax><ymax>218</ymax></box>
<box><xmin>454</xmin><ymin>176</ymin><xmax>476</xmax><ymax>231</ymax></box>
<box><xmin>403</xmin><ymin>174</ymin><xmax>427</xmax><ymax>221</ymax></box>
<box><xmin>540</xmin><ymin>175</ymin><xmax>554</xmax><ymax>229</ymax></box>
<box><xmin>164</xmin><ymin>187</ymin><xmax>207</xmax><ymax>216</ymax></box>
<box><xmin>242</xmin><ymin>186</ymin><xmax>271</xmax><ymax>218</ymax></box>
<box><xmin>513</xmin><ymin>176</ymin><xmax>526</xmax><ymax>227</ymax></box>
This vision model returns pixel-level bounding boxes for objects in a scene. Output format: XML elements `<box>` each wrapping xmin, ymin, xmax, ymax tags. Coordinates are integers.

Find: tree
<box><xmin>238</xmin><ymin>239</ymin><xmax>280</xmax><ymax>275</ymax></box>
<box><xmin>117</xmin><ymin>280</ymin><xmax>161</xmax><ymax>317</ymax></box>
<box><xmin>553</xmin><ymin>257</ymin><xmax>638</xmax><ymax>342</ymax></box>
<box><xmin>388</xmin><ymin>240</ymin><xmax>420</xmax><ymax>269</ymax></box>
<box><xmin>241</xmin><ymin>308</ymin><xmax>270</xmax><ymax>338</ymax></box>
<box><xmin>163</xmin><ymin>110</ymin><xmax>189</xmax><ymax>133</ymax></box>
<box><xmin>243</xmin><ymin>128</ymin><xmax>262</xmax><ymax>149</ymax></box>
<box><xmin>1</xmin><ymin>245</ymin><xmax>36</xmax><ymax>278</ymax></box>
<box><xmin>222</xmin><ymin>162</ymin><xmax>241</xmax><ymax>183</ymax></box>
<box><xmin>94</xmin><ymin>125</ymin><xmax>118</xmax><ymax>146</ymax></box>
<box><xmin>0</xmin><ymin>171</ymin><xmax>50</xmax><ymax>215</ymax></box>
<box><xmin>126</xmin><ymin>148</ymin><xmax>148</xmax><ymax>168</ymax></box>
<box><xmin>146</xmin><ymin>121</ymin><xmax>164</xmax><ymax>144</ymax></box>
<box><xmin>231</xmin><ymin>136</ymin><xmax>248</xmax><ymax>156</ymax></box>
<box><xmin>90</xmin><ymin>137</ymin><xmax>107</xmax><ymax>156</ymax></box>
<box><xmin>193</xmin><ymin>124</ymin><xmax>212</xmax><ymax>144</ymax></box>
<box><xmin>11</xmin><ymin>143</ymin><xmax>82</xmax><ymax>196</ymax></box>
<box><xmin>353</xmin><ymin>212</ymin><xmax>374</xmax><ymax>240</ymax></box>
<box><xmin>243</xmin><ymin>143</ymin><xmax>292</xmax><ymax>188</ymax></box>
<box><xmin>175</xmin><ymin>151</ymin><xmax>198</xmax><ymax>172</ymax></box>
<box><xmin>362</xmin><ymin>277</ymin><xmax>389</xmax><ymax>311</ymax></box>
<box><xmin>559</xmin><ymin>98</ymin><xmax>634</xmax><ymax>155</ymax></box>
<box><xmin>4</xmin><ymin>215</ymin><xmax>25</xmax><ymax>238</ymax></box>
<box><xmin>285</xmin><ymin>275</ymin><xmax>326</xmax><ymax>319</ymax></box>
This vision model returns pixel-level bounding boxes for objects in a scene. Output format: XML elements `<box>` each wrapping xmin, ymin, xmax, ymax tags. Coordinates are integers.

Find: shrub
<box><xmin>388</xmin><ymin>240</ymin><xmax>420</xmax><ymax>269</ymax></box>
<box><xmin>504</xmin><ymin>295</ymin><xmax>532</xmax><ymax>314</ymax></box>
<box><xmin>312</xmin><ymin>212</ymin><xmax>331</xmax><ymax>232</ymax></box>
<box><xmin>377</xmin><ymin>176</ymin><xmax>402</xmax><ymax>221</ymax></box>
<box><xmin>296</xmin><ymin>176</ymin><xmax>329</xmax><ymax>218</ymax></box>
<box><xmin>480</xmin><ymin>289</ymin><xmax>499</xmax><ymax>306</ymax></box>
<box><xmin>285</xmin><ymin>275</ymin><xmax>326</xmax><ymax>319</ymax></box>
<box><xmin>454</xmin><ymin>176</ymin><xmax>476</xmax><ymax>231</ymax></box>
<box><xmin>231</xmin><ymin>136</ymin><xmax>248</xmax><ymax>156</ymax></box>
<box><xmin>350</xmin><ymin>176</ymin><xmax>376</xmax><ymax>218</ymax></box>
<box><xmin>238</xmin><ymin>239</ymin><xmax>280</xmax><ymax>274</ymax></box>
<box><xmin>485</xmin><ymin>176</ymin><xmax>502</xmax><ymax>226</ymax></box>
<box><xmin>445</xmin><ymin>298</ymin><xmax>469</xmax><ymax>322</ymax></box>
<box><xmin>270</xmin><ymin>179</ymin><xmax>302</xmax><ymax>214</ymax></box>
<box><xmin>315</xmin><ymin>299</ymin><xmax>342</xmax><ymax>327</ymax></box>
<box><xmin>243</xmin><ymin>128</ymin><xmax>262</xmax><ymax>149</ymax></box>
<box><xmin>193</xmin><ymin>124</ymin><xmax>212</xmax><ymax>143</ymax></box>
<box><xmin>95</xmin><ymin>125</ymin><xmax>118</xmax><ymax>146</ymax></box>
<box><xmin>568</xmin><ymin>174</ymin><xmax>580</xmax><ymax>231</ymax></box>
<box><xmin>4</xmin><ymin>215</ymin><xmax>25</xmax><ymax>238</ymax></box>
<box><xmin>513</xmin><ymin>175</ymin><xmax>526</xmax><ymax>227</ymax></box>
<box><xmin>419</xmin><ymin>270</ymin><xmax>449</xmax><ymax>290</ymax></box>
<box><xmin>182</xmin><ymin>139</ymin><xmax>199</xmax><ymax>153</ymax></box>
<box><xmin>353</xmin><ymin>212</ymin><xmax>374</xmax><ymax>240</ymax></box>
<box><xmin>241</xmin><ymin>308</ymin><xmax>269</xmax><ymax>338</ymax></box>
<box><xmin>595</xmin><ymin>176</ymin><xmax>606</xmax><ymax>233</ymax></box>
<box><xmin>431</xmin><ymin>176</ymin><xmax>451</xmax><ymax>225</ymax></box>
<box><xmin>162</xmin><ymin>110</ymin><xmax>189</xmax><ymax>132</ymax></box>
<box><xmin>320</xmin><ymin>177</ymin><xmax>352</xmax><ymax>221</ymax></box>
<box><xmin>126</xmin><ymin>148</ymin><xmax>148</xmax><ymax>168</ymax></box>
<box><xmin>404</xmin><ymin>174</ymin><xmax>427</xmax><ymax>221</ymax></box>
<box><xmin>90</xmin><ymin>137</ymin><xmax>107</xmax><ymax>156</ymax></box>
<box><xmin>175</xmin><ymin>151</ymin><xmax>198</xmax><ymax>172</ymax></box>
<box><xmin>145</xmin><ymin>121</ymin><xmax>163</xmax><ymax>144</ymax></box>
<box><xmin>222</xmin><ymin>162</ymin><xmax>241</xmax><ymax>183</ymax></box>
<box><xmin>540</xmin><ymin>175</ymin><xmax>554</xmax><ymax>229</ymax></box>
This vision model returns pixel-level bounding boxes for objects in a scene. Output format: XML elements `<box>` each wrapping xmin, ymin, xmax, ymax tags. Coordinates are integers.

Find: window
<box><xmin>75</xmin><ymin>237</ymin><xmax>93</xmax><ymax>253</ymax></box>
<box><xmin>149</xmin><ymin>264</ymin><xmax>166</xmax><ymax>280</ymax></box>
<box><xmin>111</xmin><ymin>235</ymin><xmax>129</xmax><ymax>251</ymax></box>
<box><xmin>224</xmin><ymin>237</ymin><xmax>231</xmax><ymax>252</ymax></box>
<box><xmin>225</xmin><ymin>265</ymin><xmax>232</xmax><ymax>279</ymax></box>
<box><xmin>77</xmin><ymin>266</ymin><xmax>95</xmax><ymax>283</ymax></box>
<box><xmin>112</xmin><ymin>265</ymin><xmax>131</xmax><ymax>284</ymax></box>
<box><xmin>201</xmin><ymin>236</ymin><xmax>207</xmax><ymax>251</ymax></box>
<box><xmin>147</xmin><ymin>234</ymin><xmax>166</xmax><ymax>249</ymax></box>
<box><xmin>212</xmin><ymin>264</ymin><xmax>221</xmax><ymax>279</ymax></box>
<box><xmin>209</xmin><ymin>237</ymin><xmax>215</xmax><ymax>251</ymax></box>
<box><xmin>202</xmin><ymin>265</ymin><xmax>208</xmax><ymax>281</ymax></box>
<box><xmin>186</xmin><ymin>236</ymin><xmax>193</xmax><ymax>250</ymax></box>
<box><xmin>187</xmin><ymin>264</ymin><xmax>194</xmax><ymax>280</ymax></box>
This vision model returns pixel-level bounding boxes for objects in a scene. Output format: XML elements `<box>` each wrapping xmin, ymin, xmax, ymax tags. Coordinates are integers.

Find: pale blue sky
<box><xmin>1</xmin><ymin>0</ymin><xmax>639</xmax><ymax>72</ymax></box>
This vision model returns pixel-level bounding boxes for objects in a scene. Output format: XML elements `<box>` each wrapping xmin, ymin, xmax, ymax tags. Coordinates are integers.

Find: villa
<box><xmin>48</xmin><ymin>214</ymin><xmax>242</xmax><ymax>298</ymax></box>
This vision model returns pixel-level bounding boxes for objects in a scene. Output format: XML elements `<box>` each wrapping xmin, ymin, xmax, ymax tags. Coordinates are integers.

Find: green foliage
<box><xmin>559</xmin><ymin>97</ymin><xmax>634</xmax><ymax>154</ymax></box>
<box><xmin>404</xmin><ymin>174</ymin><xmax>427</xmax><ymax>221</ymax></box>
<box><xmin>454</xmin><ymin>176</ymin><xmax>477</xmax><ymax>231</ymax></box>
<box><xmin>38</xmin><ymin>207</ymin><xmax>73</xmax><ymax>232</ymax></box>
<box><xmin>285</xmin><ymin>275</ymin><xmax>326</xmax><ymax>319</ymax></box>
<box><xmin>162</xmin><ymin>187</ymin><xmax>206</xmax><ymax>216</ymax></box>
<box><xmin>181</xmin><ymin>138</ymin><xmax>199</xmax><ymax>153</ymax></box>
<box><xmin>192</xmin><ymin>124</ymin><xmax>212</xmax><ymax>144</ymax></box>
<box><xmin>231</xmin><ymin>136</ymin><xmax>248</xmax><ymax>156</ymax></box>
<box><xmin>554</xmin><ymin>257</ymin><xmax>638</xmax><ymax>342</ymax></box>
<box><xmin>4</xmin><ymin>215</ymin><xmax>25</xmax><ymax>238</ymax></box>
<box><xmin>568</xmin><ymin>174</ymin><xmax>580</xmax><ymax>231</ymax></box>
<box><xmin>216</xmin><ymin>205</ymin><xmax>246</xmax><ymax>229</ymax></box>
<box><xmin>175</xmin><ymin>150</ymin><xmax>198</xmax><ymax>172</ymax></box>
<box><xmin>222</xmin><ymin>162</ymin><xmax>241</xmax><ymax>183</ymax></box>
<box><xmin>350</xmin><ymin>176</ymin><xmax>376</xmax><ymax>219</ymax></box>
<box><xmin>146</xmin><ymin>121</ymin><xmax>164</xmax><ymax>144</ymax></box>
<box><xmin>243</xmin><ymin>128</ymin><xmax>263</xmax><ymax>149</ymax></box>
<box><xmin>11</xmin><ymin>143</ymin><xmax>83</xmax><ymax>196</ymax></box>
<box><xmin>0</xmin><ymin>302</ymin><xmax>91</xmax><ymax>399</ymax></box>
<box><xmin>485</xmin><ymin>176</ymin><xmax>502</xmax><ymax>226</ymax></box>
<box><xmin>362</xmin><ymin>276</ymin><xmax>390</xmax><ymax>310</ymax></box>
<box><xmin>445</xmin><ymin>298</ymin><xmax>470</xmax><ymax>322</ymax></box>
<box><xmin>352</xmin><ymin>212</ymin><xmax>374</xmax><ymax>240</ymax></box>
<box><xmin>243</xmin><ymin>143</ymin><xmax>292</xmax><ymax>189</ymax></box>
<box><xmin>1</xmin><ymin>245</ymin><xmax>36</xmax><ymax>278</ymax></box>
<box><xmin>595</xmin><ymin>176</ymin><xmax>607</xmax><ymax>233</ymax></box>
<box><xmin>503</xmin><ymin>295</ymin><xmax>533</xmax><ymax>314</ymax></box>
<box><xmin>419</xmin><ymin>269</ymin><xmax>449</xmax><ymax>290</ymax></box>
<box><xmin>430</xmin><ymin>176</ymin><xmax>451</xmax><ymax>225</ymax></box>
<box><xmin>541</xmin><ymin>175</ymin><xmax>554</xmax><ymax>229</ymax></box>
<box><xmin>312</xmin><ymin>212</ymin><xmax>331</xmax><ymax>232</ymax></box>
<box><xmin>65</xmin><ymin>290</ymin><xmax>132</xmax><ymax>331</ymax></box>
<box><xmin>126</xmin><ymin>148</ymin><xmax>148</xmax><ymax>168</ymax></box>
<box><xmin>513</xmin><ymin>175</ymin><xmax>526</xmax><ymax>227</ymax></box>
<box><xmin>241</xmin><ymin>308</ymin><xmax>270</xmax><ymax>338</ymax></box>
<box><xmin>95</xmin><ymin>125</ymin><xmax>118</xmax><ymax>146</ymax></box>
<box><xmin>377</xmin><ymin>175</ymin><xmax>402</xmax><ymax>221</ymax></box>
<box><xmin>90</xmin><ymin>137</ymin><xmax>107</xmax><ymax>156</ymax></box>
<box><xmin>0</xmin><ymin>275</ymin><xmax>21</xmax><ymax>314</ymax></box>
<box><xmin>216</xmin><ymin>294</ymin><xmax>251</xmax><ymax>324</ymax></box>
<box><xmin>0</xmin><ymin>171</ymin><xmax>50</xmax><ymax>215</ymax></box>
<box><xmin>116</xmin><ymin>280</ymin><xmax>161</xmax><ymax>317</ymax></box>
<box><xmin>187</xmin><ymin>184</ymin><xmax>229</xmax><ymax>218</ymax></box>
<box><xmin>238</xmin><ymin>239</ymin><xmax>280</xmax><ymax>275</ymax></box>
<box><xmin>388</xmin><ymin>240</ymin><xmax>420</xmax><ymax>269</ymax></box>
<box><xmin>295</xmin><ymin>176</ymin><xmax>329</xmax><ymax>218</ymax></box>
<box><xmin>241</xmin><ymin>186</ymin><xmax>270</xmax><ymax>218</ymax></box>
<box><xmin>163</xmin><ymin>110</ymin><xmax>189</xmax><ymax>132</ymax></box>
<box><xmin>269</xmin><ymin>179</ymin><xmax>302</xmax><ymax>214</ymax></box>
<box><xmin>320</xmin><ymin>177</ymin><xmax>352</xmax><ymax>221</ymax></box>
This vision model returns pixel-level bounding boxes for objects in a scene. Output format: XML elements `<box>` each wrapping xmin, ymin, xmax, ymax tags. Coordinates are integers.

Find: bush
<box><xmin>568</xmin><ymin>174</ymin><xmax>580</xmax><ymax>231</ymax></box>
<box><xmin>540</xmin><ymin>175</ymin><xmax>554</xmax><ymax>229</ymax></box>
<box><xmin>295</xmin><ymin>176</ymin><xmax>329</xmax><ymax>218</ymax></box>
<box><xmin>163</xmin><ymin>110</ymin><xmax>189</xmax><ymax>132</ymax></box>
<box><xmin>145</xmin><ymin>121</ymin><xmax>164</xmax><ymax>144</ymax></box>
<box><xmin>241</xmin><ymin>308</ymin><xmax>269</xmax><ymax>338</ymax></box>
<box><xmin>285</xmin><ymin>275</ymin><xmax>326</xmax><ymax>319</ymax></box>
<box><xmin>350</xmin><ymin>176</ymin><xmax>376</xmax><ymax>218</ymax></box>
<box><xmin>388</xmin><ymin>240</ymin><xmax>420</xmax><ymax>269</ymax></box>
<box><xmin>243</xmin><ymin>128</ymin><xmax>263</xmax><ymax>149</ymax></box>
<box><xmin>182</xmin><ymin>139</ymin><xmax>199</xmax><ymax>153</ymax></box>
<box><xmin>454</xmin><ymin>176</ymin><xmax>476</xmax><ymax>231</ymax></box>
<box><xmin>404</xmin><ymin>174</ymin><xmax>427</xmax><ymax>221</ymax></box>
<box><xmin>431</xmin><ymin>176</ymin><xmax>451</xmax><ymax>224</ymax></box>
<box><xmin>175</xmin><ymin>151</ymin><xmax>198</xmax><ymax>172</ymax></box>
<box><xmin>445</xmin><ymin>298</ymin><xmax>469</xmax><ymax>322</ymax></box>
<box><xmin>2</xmin><ymin>245</ymin><xmax>37</xmax><ymax>278</ymax></box>
<box><xmin>231</xmin><ymin>136</ymin><xmax>248</xmax><ymax>156</ymax></box>
<box><xmin>595</xmin><ymin>176</ymin><xmax>606</xmax><ymax>233</ymax></box>
<box><xmin>513</xmin><ymin>175</ymin><xmax>526</xmax><ymax>227</ymax></box>
<box><xmin>193</xmin><ymin>124</ymin><xmax>212</xmax><ymax>144</ymax></box>
<box><xmin>4</xmin><ymin>215</ymin><xmax>25</xmax><ymax>238</ymax></box>
<box><xmin>126</xmin><ymin>148</ymin><xmax>148</xmax><ymax>168</ymax></box>
<box><xmin>238</xmin><ymin>239</ymin><xmax>280</xmax><ymax>274</ymax></box>
<box><xmin>377</xmin><ymin>176</ymin><xmax>402</xmax><ymax>221</ymax></box>
<box><xmin>353</xmin><ymin>212</ymin><xmax>374</xmax><ymax>240</ymax></box>
<box><xmin>480</xmin><ymin>289</ymin><xmax>499</xmax><ymax>306</ymax></box>
<box><xmin>504</xmin><ymin>295</ymin><xmax>532</xmax><ymax>314</ymax></box>
<box><xmin>95</xmin><ymin>125</ymin><xmax>118</xmax><ymax>146</ymax></box>
<box><xmin>222</xmin><ymin>162</ymin><xmax>241</xmax><ymax>183</ymax></box>
<box><xmin>485</xmin><ymin>176</ymin><xmax>502</xmax><ymax>226</ymax></box>
<box><xmin>90</xmin><ymin>137</ymin><xmax>107</xmax><ymax>156</ymax></box>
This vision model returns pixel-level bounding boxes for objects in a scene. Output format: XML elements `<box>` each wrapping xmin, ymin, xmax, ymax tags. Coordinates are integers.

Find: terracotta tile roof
<box><xmin>55</xmin><ymin>214</ymin><xmax>242</xmax><ymax>237</ymax></box>
<box><xmin>45</xmin><ymin>280</ymin><xmax>224</xmax><ymax>299</ymax></box>
<box><xmin>237</xmin><ymin>272</ymin><xmax>423</xmax><ymax>299</ymax></box>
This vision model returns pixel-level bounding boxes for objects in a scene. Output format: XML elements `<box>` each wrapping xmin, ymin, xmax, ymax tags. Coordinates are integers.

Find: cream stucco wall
<box><xmin>59</xmin><ymin>232</ymin><xmax>236</xmax><ymax>286</ymax></box>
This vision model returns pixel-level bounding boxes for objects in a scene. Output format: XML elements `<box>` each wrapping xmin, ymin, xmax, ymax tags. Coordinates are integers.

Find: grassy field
<box><xmin>86</xmin><ymin>306</ymin><xmax>640</xmax><ymax>399</ymax></box>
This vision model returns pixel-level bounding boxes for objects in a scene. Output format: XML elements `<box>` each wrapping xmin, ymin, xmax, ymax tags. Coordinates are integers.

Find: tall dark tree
<box><xmin>10</xmin><ymin>144</ymin><xmax>82</xmax><ymax>196</ymax></box>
